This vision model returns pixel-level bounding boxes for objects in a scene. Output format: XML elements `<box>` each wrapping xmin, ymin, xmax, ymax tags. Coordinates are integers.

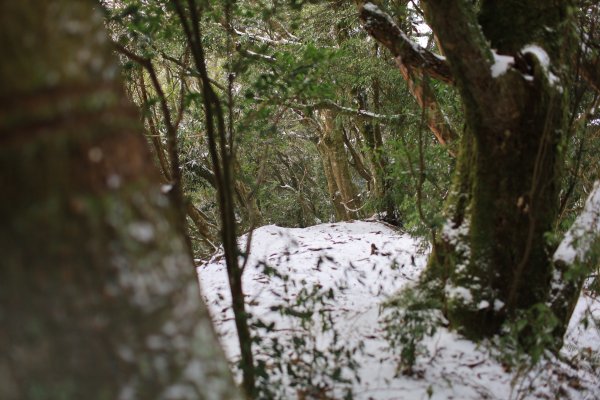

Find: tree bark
<box><xmin>0</xmin><ymin>1</ymin><xmax>241</xmax><ymax>399</ymax></box>
<box><xmin>316</xmin><ymin>110</ymin><xmax>362</xmax><ymax>221</ymax></box>
<box><xmin>418</xmin><ymin>0</ymin><xmax>576</xmax><ymax>338</ymax></box>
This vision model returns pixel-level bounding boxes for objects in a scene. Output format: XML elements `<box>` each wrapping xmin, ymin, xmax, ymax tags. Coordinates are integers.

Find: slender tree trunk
<box><xmin>0</xmin><ymin>1</ymin><xmax>241</xmax><ymax>398</ymax></box>
<box><xmin>316</xmin><ymin>110</ymin><xmax>361</xmax><ymax>220</ymax></box>
<box><xmin>233</xmin><ymin>160</ymin><xmax>263</xmax><ymax>227</ymax></box>
<box><xmin>356</xmin><ymin>85</ymin><xmax>395</xmax><ymax>219</ymax></box>
<box><xmin>170</xmin><ymin>1</ymin><xmax>256</xmax><ymax>395</ymax></box>
<box><xmin>318</xmin><ymin>141</ymin><xmax>348</xmax><ymax>220</ymax></box>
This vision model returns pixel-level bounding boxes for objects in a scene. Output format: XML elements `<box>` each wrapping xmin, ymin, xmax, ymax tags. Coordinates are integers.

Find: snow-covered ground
<box><xmin>197</xmin><ymin>220</ymin><xmax>600</xmax><ymax>399</ymax></box>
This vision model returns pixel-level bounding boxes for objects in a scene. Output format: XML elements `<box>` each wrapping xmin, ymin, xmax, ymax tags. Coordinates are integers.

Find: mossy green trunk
<box><xmin>422</xmin><ymin>0</ymin><xmax>575</xmax><ymax>338</ymax></box>
<box><xmin>441</xmin><ymin>84</ymin><xmax>566</xmax><ymax>336</ymax></box>
<box><xmin>0</xmin><ymin>1</ymin><xmax>241</xmax><ymax>398</ymax></box>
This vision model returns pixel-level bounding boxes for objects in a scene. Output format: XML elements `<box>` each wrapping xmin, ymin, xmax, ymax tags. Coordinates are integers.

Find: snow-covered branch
<box><xmin>554</xmin><ymin>181</ymin><xmax>600</xmax><ymax>265</ymax></box>
<box><xmin>549</xmin><ymin>181</ymin><xmax>600</xmax><ymax>328</ymax></box>
<box><xmin>232</xmin><ymin>27</ymin><xmax>300</xmax><ymax>46</ymax></box>
<box><xmin>358</xmin><ymin>3</ymin><xmax>458</xmax><ymax>149</ymax></box>
<box><xmin>254</xmin><ymin>96</ymin><xmax>405</xmax><ymax>120</ymax></box>
<box><xmin>359</xmin><ymin>2</ymin><xmax>453</xmax><ymax>85</ymax></box>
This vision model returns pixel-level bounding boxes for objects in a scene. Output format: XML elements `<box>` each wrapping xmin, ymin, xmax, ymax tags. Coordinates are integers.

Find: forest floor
<box><xmin>197</xmin><ymin>220</ymin><xmax>600</xmax><ymax>399</ymax></box>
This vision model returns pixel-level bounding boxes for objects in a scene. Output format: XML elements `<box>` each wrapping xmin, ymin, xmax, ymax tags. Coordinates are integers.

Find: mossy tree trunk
<box><xmin>0</xmin><ymin>1</ymin><xmax>241</xmax><ymax>399</ymax></box>
<box><xmin>421</xmin><ymin>0</ymin><xmax>575</xmax><ymax>338</ymax></box>
<box><xmin>317</xmin><ymin>110</ymin><xmax>362</xmax><ymax>221</ymax></box>
<box><xmin>359</xmin><ymin>0</ymin><xmax>583</xmax><ymax>339</ymax></box>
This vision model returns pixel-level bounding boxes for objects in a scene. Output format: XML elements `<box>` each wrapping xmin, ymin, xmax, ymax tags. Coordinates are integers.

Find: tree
<box><xmin>0</xmin><ymin>1</ymin><xmax>241</xmax><ymax>398</ymax></box>
<box><xmin>316</xmin><ymin>109</ymin><xmax>363</xmax><ymax>221</ymax></box>
<box><xmin>358</xmin><ymin>0</ymin><xmax>599</xmax><ymax>341</ymax></box>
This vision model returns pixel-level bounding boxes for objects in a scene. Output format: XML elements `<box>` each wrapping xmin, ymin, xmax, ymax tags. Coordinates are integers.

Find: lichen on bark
<box><xmin>0</xmin><ymin>1</ymin><xmax>241</xmax><ymax>398</ymax></box>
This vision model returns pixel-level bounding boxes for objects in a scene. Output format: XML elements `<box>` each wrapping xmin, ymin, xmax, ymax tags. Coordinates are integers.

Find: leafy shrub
<box><xmin>249</xmin><ymin>259</ymin><xmax>364</xmax><ymax>399</ymax></box>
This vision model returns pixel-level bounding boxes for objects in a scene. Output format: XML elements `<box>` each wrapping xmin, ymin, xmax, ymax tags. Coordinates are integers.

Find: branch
<box><xmin>324</xmin><ymin>100</ymin><xmax>404</xmax><ymax>120</ymax></box>
<box><xmin>554</xmin><ymin>181</ymin><xmax>600</xmax><ymax>266</ymax></box>
<box><xmin>257</xmin><ymin>97</ymin><xmax>404</xmax><ymax>120</ymax></box>
<box><xmin>358</xmin><ymin>3</ymin><xmax>458</xmax><ymax>150</ymax></box>
<box><xmin>359</xmin><ymin>3</ymin><xmax>453</xmax><ymax>84</ymax></box>
<box><xmin>139</xmin><ymin>72</ymin><xmax>172</xmax><ymax>182</ymax></box>
<box><xmin>171</xmin><ymin>0</ymin><xmax>256</xmax><ymax>395</ymax></box>
<box><xmin>157</xmin><ymin>49</ymin><xmax>228</xmax><ymax>92</ymax></box>
<box><xmin>342</xmin><ymin>126</ymin><xmax>372</xmax><ymax>182</ymax></box>
<box><xmin>232</xmin><ymin>27</ymin><xmax>300</xmax><ymax>46</ymax></box>
<box><xmin>186</xmin><ymin>202</ymin><xmax>218</xmax><ymax>245</ymax></box>
<box><xmin>399</xmin><ymin>64</ymin><xmax>458</xmax><ymax>148</ymax></box>
<box><xmin>419</xmin><ymin>0</ymin><xmax>495</xmax><ymax>102</ymax></box>
<box><xmin>237</xmin><ymin>47</ymin><xmax>277</xmax><ymax>63</ymax></box>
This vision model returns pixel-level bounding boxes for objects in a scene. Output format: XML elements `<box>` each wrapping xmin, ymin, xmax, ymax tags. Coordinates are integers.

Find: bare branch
<box><xmin>342</xmin><ymin>126</ymin><xmax>372</xmax><ymax>182</ymax></box>
<box><xmin>257</xmin><ymin>97</ymin><xmax>405</xmax><ymax>120</ymax></box>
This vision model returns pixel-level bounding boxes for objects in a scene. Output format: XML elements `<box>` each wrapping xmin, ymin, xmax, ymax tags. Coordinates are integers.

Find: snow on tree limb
<box><xmin>358</xmin><ymin>3</ymin><xmax>458</xmax><ymax>148</ymax></box>
<box><xmin>359</xmin><ymin>3</ymin><xmax>453</xmax><ymax>85</ymax></box>
<box><xmin>548</xmin><ymin>181</ymin><xmax>600</xmax><ymax>328</ymax></box>
<box><xmin>554</xmin><ymin>181</ymin><xmax>600</xmax><ymax>265</ymax></box>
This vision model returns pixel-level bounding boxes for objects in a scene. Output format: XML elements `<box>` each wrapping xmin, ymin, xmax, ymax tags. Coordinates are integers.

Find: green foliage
<box><xmin>493</xmin><ymin>304</ymin><xmax>561</xmax><ymax>368</ymax></box>
<box><xmin>249</xmin><ymin>259</ymin><xmax>363</xmax><ymax>399</ymax></box>
<box><xmin>386</xmin><ymin>123</ymin><xmax>453</xmax><ymax>236</ymax></box>
<box><xmin>381</xmin><ymin>285</ymin><xmax>445</xmax><ymax>375</ymax></box>
<box><xmin>103</xmin><ymin>0</ymin><xmax>600</xmax><ymax>381</ymax></box>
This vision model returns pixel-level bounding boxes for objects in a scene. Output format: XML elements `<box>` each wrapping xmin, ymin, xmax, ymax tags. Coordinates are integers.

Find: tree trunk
<box><xmin>420</xmin><ymin>0</ymin><xmax>576</xmax><ymax>338</ymax></box>
<box><xmin>356</xmin><ymin>85</ymin><xmax>396</xmax><ymax>219</ymax></box>
<box><xmin>0</xmin><ymin>1</ymin><xmax>241</xmax><ymax>399</ymax></box>
<box><xmin>316</xmin><ymin>110</ymin><xmax>361</xmax><ymax>221</ymax></box>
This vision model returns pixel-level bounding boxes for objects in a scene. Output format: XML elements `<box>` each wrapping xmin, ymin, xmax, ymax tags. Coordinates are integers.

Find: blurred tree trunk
<box><xmin>0</xmin><ymin>1</ymin><xmax>241</xmax><ymax>399</ymax></box>
<box><xmin>355</xmin><ymin>84</ymin><xmax>396</xmax><ymax>219</ymax></box>
<box><xmin>317</xmin><ymin>110</ymin><xmax>361</xmax><ymax>221</ymax></box>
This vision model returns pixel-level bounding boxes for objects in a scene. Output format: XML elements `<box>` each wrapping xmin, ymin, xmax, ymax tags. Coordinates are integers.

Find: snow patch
<box><xmin>446</xmin><ymin>285</ymin><xmax>474</xmax><ymax>304</ymax></box>
<box><xmin>362</xmin><ymin>2</ymin><xmax>427</xmax><ymax>55</ymax></box>
<box><xmin>521</xmin><ymin>44</ymin><xmax>560</xmax><ymax>86</ymax></box>
<box><xmin>199</xmin><ymin>220</ymin><xmax>600</xmax><ymax>399</ymax></box>
<box><xmin>554</xmin><ymin>181</ymin><xmax>600</xmax><ymax>265</ymax></box>
<box><xmin>128</xmin><ymin>221</ymin><xmax>155</xmax><ymax>243</ymax></box>
<box><xmin>442</xmin><ymin>217</ymin><xmax>470</xmax><ymax>259</ymax></box>
<box><xmin>490</xmin><ymin>50</ymin><xmax>514</xmax><ymax>78</ymax></box>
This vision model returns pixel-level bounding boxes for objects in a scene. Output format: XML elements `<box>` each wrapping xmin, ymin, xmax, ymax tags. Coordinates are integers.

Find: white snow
<box><xmin>554</xmin><ymin>181</ymin><xmax>600</xmax><ymax>265</ymax></box>
<box><xmin>107</xmin><ymin>173</ymin><xmax>122</xmax><ymax>189</ymax></box>
<box><xmin>363</xmin><ymin>3</ymin><xmax>390</xmax><ymax>19</ymax></box>
<box><xmin>446</xmin><ymin>285</ymin><xmax>474</xmax><ymax>304</ymax></box>
<box><xmin>198</xmin><ymin>220</ymin><xmax>600</xmax><ymax>399</ymax></box>
<box><xmin>88</xmin><ymin>147</ymin><xmax>103</xmax><ymax>163</ymax></box>
<box><xmin>127</xmin><ymin>221</ymin><xmax>155</xmax><ymax>243</ymax></box>
<box><xmin>522</xmin><ymin>45</ymin><xmax>551</xmax><ymax>70</ymax></box>
<box><xmin>362</xmin><ymin>3</ymin><xmax>429</xmax><ymax>55</ymax></box>
<box><xmin>564</xmin><ymin>291</ymin><xmax>600</xmax><ymax>357</ymax></box>
<box><xmin>521</xmin><ymin>44</ymin><xmax>561</xmax><ymax>86</ymax></box>
<box><xmin>490</xmin><ymin>50</ymin><xmax>515</xmax><ymax>78</ymax></box>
